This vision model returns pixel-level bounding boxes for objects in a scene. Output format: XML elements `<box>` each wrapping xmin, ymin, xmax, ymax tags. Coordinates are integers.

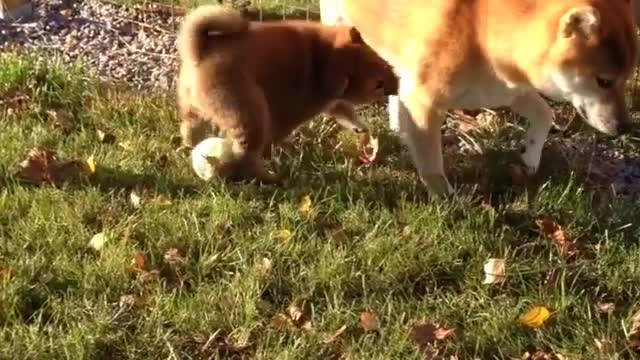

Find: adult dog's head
<box><xmin>535</xmin><ymin>0</ymin><xmax>639</xmax><ymax>135</ymax></box>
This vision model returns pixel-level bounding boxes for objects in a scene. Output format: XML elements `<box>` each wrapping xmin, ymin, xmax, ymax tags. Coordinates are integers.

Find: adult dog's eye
<box><xmin>596</xmin><ymin>77</ymin><xmax>614</xmax><ymax>89</ymax></box>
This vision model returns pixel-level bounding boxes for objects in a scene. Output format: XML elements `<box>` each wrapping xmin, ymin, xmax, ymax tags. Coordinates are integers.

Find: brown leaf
<box><xmin>17</xmin><ymin>147</ymin><xmax>59</xmax><ymax>183</ymax></box>
<box><xmin>17</xmin><ymin>147</ymin><xmax>91</xmax><ymax>184</ymax></box>
<box><xmin>360</xmin><ymin>311</ymin><xmax>380</xmax><ymax>332</ymax></box>
<box><xmin>130</xmin><ymin>253</ymin><xmax>146</xmax><ymax>271</ymax></box>
<box><xmin>270</xmin><ymin>313</ymin><xmax>292</xmax><ymax>330</ymax></box>
<box><xmin>287</xmin><ymin>302</ymin><xmax>312</xmax><ymax>330</ymax></box>
<box><xmin>46</xmin><ymin>109</ymin><xmax>73</xmax><ymax>133</ymax></box>
<box><xmin>0</xmin><ymin>91</ymin><xmax>29</xmax><ymax>113</ymax></box>
<box><xmin>358</xmin><ymin>134</ymin><xmax>379</xmax><ymax>166</ymax></box>
<box><xmin>155</xmin><ymin>154</ymin><xmax>169</xmax><ymax>169</ymax></box>
<box><xmin>0</xmin><ymin>266</ymin><xmax>12</xmax><ymax>281</ymax></box>
<box><xmin>535</xmin><ymin>219</ymin><xmax>577</xmax><ymax>257</ymax></box>
<box><xmin>409</xmin><ymin>321</ymin><xmax>455</xmax><ymax>354</ymax></box>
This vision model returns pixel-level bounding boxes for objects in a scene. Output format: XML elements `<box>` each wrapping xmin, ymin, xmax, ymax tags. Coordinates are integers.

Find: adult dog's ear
<box><xmin>323</xmin><ymin>46</ymin><xmax>355</xmax><ymax>98</ymax></box>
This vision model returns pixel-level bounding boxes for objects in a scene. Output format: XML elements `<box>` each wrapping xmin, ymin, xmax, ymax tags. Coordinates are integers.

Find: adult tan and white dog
<box><xmin>320</xmin><ymin>0</ymin><xmax>403</xmax><ymax>133</ymax></box>
<box><xmin>328</xmin><ymin>0</ymin><xmax>639</xmax><ymax>198</ymax></box>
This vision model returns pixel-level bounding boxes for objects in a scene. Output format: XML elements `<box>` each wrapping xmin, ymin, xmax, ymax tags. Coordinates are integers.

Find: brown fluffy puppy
<box><xmin>176</xmin><ymin>5</ymin><xmax>398</xmax><ymax>183</ymax></box>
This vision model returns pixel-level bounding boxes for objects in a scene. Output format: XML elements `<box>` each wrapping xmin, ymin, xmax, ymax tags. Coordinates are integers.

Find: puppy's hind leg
<box><xmin>198</xmin><ymin>80</ymin><xmax>277</xmax><ymax>184</ymax></box>
<box><xmin>179</xmin><ymin>108</ymin><xmax>212</xmax><ymax>149</ymax></box>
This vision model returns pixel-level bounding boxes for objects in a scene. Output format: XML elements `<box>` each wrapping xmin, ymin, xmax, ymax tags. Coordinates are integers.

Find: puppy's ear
<box><xmin>348</xmin><ymin>27</ymin><xmax>364</xmax><ymax>44</ymax></box>
<box><xmin>323</xmin><ymin>47</ymin><xmax>355</xmax><ymax>98</ymax></box>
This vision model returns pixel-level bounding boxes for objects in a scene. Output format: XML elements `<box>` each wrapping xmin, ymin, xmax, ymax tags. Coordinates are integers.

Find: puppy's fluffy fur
<box><xmin>176</xmin><ymin>5</ymin><xmax>398</xmax><ymax>183</ymax></box>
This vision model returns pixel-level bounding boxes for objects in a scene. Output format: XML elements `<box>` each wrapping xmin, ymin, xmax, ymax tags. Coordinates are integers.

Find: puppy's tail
<box><xmin>177</xmin><ymin>5</ymin><xmax>249</xmax><ymax>62</ymax></box>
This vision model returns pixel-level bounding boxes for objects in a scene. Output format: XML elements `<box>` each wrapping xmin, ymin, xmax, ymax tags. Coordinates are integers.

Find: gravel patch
<box><xmin>0</xmin><ymin>0</ymin><xmax>182</xmax><ymax>90</ymax></box>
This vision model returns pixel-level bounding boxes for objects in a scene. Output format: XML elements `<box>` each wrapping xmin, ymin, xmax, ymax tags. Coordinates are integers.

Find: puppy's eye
<box><xmin>375</xmin><ymin>80</ymin><xmax>384</xmax><ymax>89</ymax></box>
<box><xmin>596</xmin><ymin>77</ymin><xmax>614</xmax><ymax>89</ymax></box>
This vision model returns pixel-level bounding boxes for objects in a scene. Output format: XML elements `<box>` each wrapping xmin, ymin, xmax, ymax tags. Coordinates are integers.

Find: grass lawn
<box><xmin>2</xmin><ymin>2</ymin><xmax>640</xmax><ymax>358</ymax></box>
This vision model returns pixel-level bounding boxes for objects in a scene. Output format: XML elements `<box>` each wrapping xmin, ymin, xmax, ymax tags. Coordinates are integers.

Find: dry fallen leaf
<box><xmin>521</xmin><ymin>351</ymin><xmax>565</xmax><ymax>360</ymax></box>
<box><xmin>119</xmin><ymin>294</ymin><xmax>139</xmax><ymax>308</ymax></box>
<box><xmin>130</xmin><ymin>191</ymin><xmax>143</xmax><ymax>209</ymax></box>
<box><xmin>535</xmin><ymin>219</ymin><xmax>577</xmax><ymax>257</ymax></box>
<box><xmin>482</xmin><ymin>258</ymin><xmax>506</xmax><ymax>285</ymax></box>
<box><xmin>409</xmin><ymin>321</ymin><xmax>456</xmax><ymax>354</ymax></box>
<box><xmin>270</xmin><ymin>313</ymin><xmax>292</xmax><ymax>330</ymax></box>
<box><xmin>155</xmin><ymin>154</ymin><xmax>169</xmax><ymax>169</ymax></box>
<box><xmin>287</xmin><ymin>303</ymin><xmax>312</xmax><ymax>330</ymax></box>
<box><xmin>88</xmin><ymin>232</ymin><xmax>108</xmax><ymax>251</ymax></box>
<box><xmin>359</xmin><ymin>311</ymin><xmax>380</xmax><ymax>332</ymax></box>
<box><xmin>17</xmin><ymin>147</ymin><xmax>59</xmax><ymax>183</ymax></box>
<box><xmin>273</xmin><ymin>229</ymin><xmax>293</xmax><ymax>243</ymax></box>
<box><xmin>15</xmin><ymin>147</ymin><xmax>90</xmax><ymax>184</ymax></box>
<box><xmin>519</xmin><ymin>306</ymin><xmax>552</xmax><ymax>328</ymax></box>
<box><xmin>298</xmin><ymin>195</ymin><xmax>312</xmax><ymax>215</ymax></box>
<box><xmin>258</xmin><ymin>257</ymin><xmax>272</xmax><ymax>275</ymax></box>
<box><xmin>130</xmin><ymin>253</ymin><xmax>146</xmax><ymax>270</ymax></box>
<box><xmin>627</xmin><ymin>308</ymin><xmax>640</xmax><ymax>353</ymax></box>
<box><xmin>97</xmin><ymin>129</ymin><xmax>116</xmax><ymax>144</ymax></box>
<box><xmin>594</xmin><ymin>338</ymin><xmax>615</xmax><ymax>356</ymax></box>
<box><xmin>358</xmin><ymin>134</ymin><xmax>379</xmax><ymax>165</ymax></box>
<box><xmin>596</xmin><ymin>302</ymin><xmax>616</xmax><ymax>315</ymax></box>
<box><xmin>0</xmin><ymin>267</ymin><xmax>12</xmax><ymax>281</ymax></box>
<box><xmin>164</xmin><ymin>248</ymin><xmax>185</xmax><ymax>267</ymax></box>
<box><xmin>323</xmin><ymin>325</ymin><xmax>348</xmax><ymax>344</ymax></box>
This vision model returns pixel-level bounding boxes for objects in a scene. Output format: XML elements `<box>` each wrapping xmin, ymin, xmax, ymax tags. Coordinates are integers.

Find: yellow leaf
<box><xmin>519</xmin><ymin>306</ymin><xmax>551</xmax><ymax>328</ymax></box>
<box><xmin>85</xmin><ymin>155</ymin><xmax>96</xmax><ymax>175</ymax></box>
<box><xmin>273</xmin><ymin>229</ymin><xmax>293</xmax><ymax>242</ymax></box>
<box><xmin>298</xmin><ymin>195</ymin><xmax>312</xmax><ymax>215</ymax></box>
<box><xmin>482</xmin><ymin>258</ymin><xmax>506</xmax><ymax>285</ymax></box>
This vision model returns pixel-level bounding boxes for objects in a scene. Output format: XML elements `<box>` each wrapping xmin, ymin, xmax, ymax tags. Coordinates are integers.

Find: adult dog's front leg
<box><xmin>510</xmin><ymin>92</ymin><xmax>554</xmax><ymax>175</ymax></box>
<box><xmin>397</xmin><ymin>80</ymin><xmax>452</xmax><ymax>198</ymax></box>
